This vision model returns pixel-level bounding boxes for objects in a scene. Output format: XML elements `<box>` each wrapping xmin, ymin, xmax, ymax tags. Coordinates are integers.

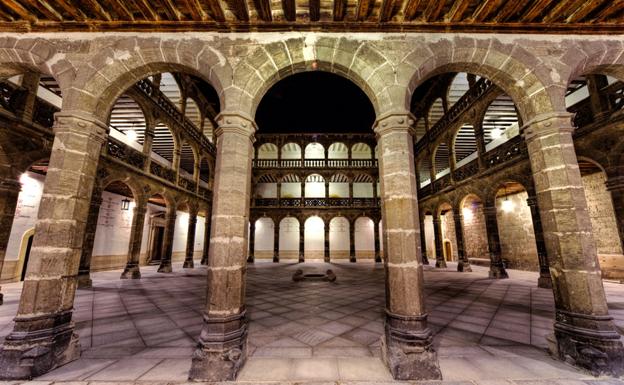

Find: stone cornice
<box><xmin>373</xmin><ymin>112</ymin><xmax>416</xmax><ymax>138</ymax></box>
<box><xmin>521</xmin><ymin>111</ymin><xmax>575</xmax><ymax>143</ymax></box>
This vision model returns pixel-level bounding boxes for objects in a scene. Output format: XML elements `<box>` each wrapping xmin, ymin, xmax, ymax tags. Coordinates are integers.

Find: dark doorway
<box><xmin>150</xmin><ymin>226</ymin><xmax>165</xmax><ymax>264</ymax></box>
<box><xmin>21</xmin><ymin>234</ymin><xmax>34</xmax><ymax>281</ymax></box>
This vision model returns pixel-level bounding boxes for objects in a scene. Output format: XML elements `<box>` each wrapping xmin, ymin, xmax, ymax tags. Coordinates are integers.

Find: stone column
<box><xmin>324</xmin><ymin>223</ymin><xmax>330</xmax><ymax>263</ymax></box>
<box><xmin>432</xmin><ymin>215</ymin><xmax>446</xmax><ymax>268</ymax></box>
<box><xmin>121</xmin><ymin>197</ymin><xmax>147</xmax><ymax>279</ymax></box>
<box><xmin>526</xmin><ymin>195</ymin><xmax>552</xmax><ymax>288</ymax></box>
<box><xmin>453</xmin><ymin>212</ymin><xmax>472</xmax><ymax>272</ymax></box>
<box><xmin>374</xmin><ymin>113</ymin><xmax>441</xmax><ymax>380</ymax></box>
<box><xmin>183</xmin><ymin>208</ymin><xmax>198</xmax><ymax>268</ymax></box>
<box><xmin>0</xmin><ymin>178</ymin><xmax>21</xmax><ymax>304</ymax></box>
<box><xmin>273</xmin><ymin>222</ymin><xmax>279</xmax><ymax>263</ymax></box>
<box><xmin>189</xmin><ymin>113</ymin><xmax>255</xmax><ymax>381</ymax></box>
<box><xmin>299</xmin><ymin>221</ymin><xmax>305</xmax><ymax>263</ymax></box>
<box><xmin>482</xmin><ymin>204</ymin><xmax>509</xmax><ymax>278</ymax></box>
<box><xmin>474</xmin><ymin>120</ymin><xmax>487</xmax><ymax>171</ymax></box>
<box><xmin>0</xmin><ymin>112</ymin><xmax>107</xmax><ymax>379</ymax></box>
<box><xmin>524</xmin><ymin>112</ymin><xmax>623</xmax><ymax>376</ymax></box>
<box><xmin>276</xmin><ymin>182</ymin><xmax>281</xmax><ymax>206</ymax></box>
<box><xmin>142</xmin><ymin>121</ymin><xmax>155</xmax><ymax>171</ymax></box>
<box><xmin>324</xmin><ymin>181</ymin><xmax>329</xmax><ymax>199</ymax></box>
<box><xmin>300</xmin><ymin>181</ymin><xmax>305</xmax><ymax>206</ymax></box>
<box><xmin>247</xmin><ymin>220</ymin><xmax>255</xmax><ymax>263</ymax></box>
<box><xmin>418</xmin><ymin>215</ymin><xmax>430</xmax><ymax>265</ymax></box>
<box><xmin>15</xmin><ymin>72</ymin><xmax>40</xmax><ymax>122</ymax></box>
<box><xmin>374</xmin><ymin>219</ymin><xmax>382</xmax><ymax>263</ymax></box>
<box><xmin>157</xmin><ymin>205</ymin><xmax>176</xmax><ymax>273</ymax></box>
<box><xmin>200</xmin><ymin>208</ymin><xmax>211</xmax><ymax>265</ymax></box>
<box><xmin>349</xmin><ymin>220</ymin><xmax>356</xmax><ymax>263</ymax></box>
<box><xmin>76</xmin><ymin>186</ymin><xmax>103</xmax><ymax>288</ymax></box>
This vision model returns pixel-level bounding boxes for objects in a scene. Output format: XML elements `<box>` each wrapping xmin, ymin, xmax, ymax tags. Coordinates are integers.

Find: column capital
<box><xmin>215</xmin><ymin>112</ymin><xmax>257</xmax><ymax>139</ymax></box>
<box><xmin>520</xmin><ymin>111</ymin><xmax>574</xmax><ymax>143</ymax></box>
<box><xmin>526</xmin><ymin>195</ymin><xmax>539</xmax><ymax>207</ymax></box>
<box><xmin>53</xmin><ymin>111</ymin><xmax>109</xmax><ymax>143</ymax></box>
<box><xmin>373</xmin><ymin>112</ymin><xmax>416</xmax><ymax>138</ymax></box>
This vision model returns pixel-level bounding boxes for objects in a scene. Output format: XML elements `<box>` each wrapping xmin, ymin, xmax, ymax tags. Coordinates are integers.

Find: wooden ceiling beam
<box><xmin>3</xmin><ymin>0</ymin><xmax>38</xmax><ymax>22</ymax></box>
<box><xmin>378</xmin><ymin>0</ymin><xmax>398</xmax><ymax>22</ymax></box>
<box><xmin>592</xmin><ymin>0</ymin><xmax>623</xmax><ymax>22</ymax></box>
<box><xmin>519</xmin><ymin>0</ymin><xmax>554</xmax><ymax>22</ymax></box>
<box><xmin>0</xmin><ymin>7</ymin><xmax>16</xmax><ymax>21</ymax></box>
<box><xmin>161</xmin><ymin>0</ymin><xmax>184</xmax><ymax>20</ymax></box>
<box><xmin>492</xmin><ymin>0</ymin><xmax>529</xmax><ymax>22</ymax></box>
<box><xmin>83</xmin><ymin>0</ymin><xmax>112</xmax><ymax>21</ymax></box>
<box><xmin>355</xmin><ymin>0</ymin><xmax>374</xmax><ymax>21</ymax></box>
<box><xmin>471</xmin><ymin>0</ymin><xmax>503</xmax><ymax>22</ymax></box>
<box><xmin>253</xmin><ymin>0</ymin><xmax>273</xmax><ymax>21</ymax></box>
<box><xmin>422</xmin><ymin>0</ymin><xmax>445</xmax><ymax>21</ymax></box>
<box><xmin>309</xmin><ymin>0</ymin><xmax>320</xmax><ymax>21</ymax></box>
<box><xmin>566</xmin><ymin>0</ymin><xmax>605</xmax><ymax>22</ymax></box>
<box><xmin>333</xmin><ymin>0</ymin><xmax>347</xmax><ymax>21</ymax></box>
<box><xmin>445</xmin><ymin>0</ymin><xmax>471</xmax><ymax>22</ymax></box>
<box><xmin>184</xmin><ymin>0</ymin><xmax>209</xmax><ymax>20</ymax></box>
<box><xmin>24</xmin><ymin>0</ymin><xmax>63</xmax><ymax>21</ymax></box>
<box><xmin>107</xmin><ymin>0</ymin><xmax>135</xmax><ymax>20</ymax></box>
<box><xmin>204</xmin><ymin>0</ymin><xmax>226</xmax><ymax>21</ymax></box>
<box><xmin>282</xmin><ymin>0</ymin><xmax>295</xmax><ymax>21</ymax></box>
<box><xmin>131</xmin><ymin>0</ymin><xmax>160</xmax><ymax>20</ymax></box>
<box><xmin>543</xmin><ymin>0</ymin><xmax>585</xmax><ymax>23</ymax></box>
<box><xmin>402</xmin><ymin>0</ymin><xmax>421</xmax><ymax>21</ymax></box>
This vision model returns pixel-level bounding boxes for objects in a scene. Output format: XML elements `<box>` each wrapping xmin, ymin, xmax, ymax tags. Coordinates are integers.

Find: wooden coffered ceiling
<box><xmin>0</xmin><ymin>0</ymin><xmax>622</xmax><ymax>33</ymax></box>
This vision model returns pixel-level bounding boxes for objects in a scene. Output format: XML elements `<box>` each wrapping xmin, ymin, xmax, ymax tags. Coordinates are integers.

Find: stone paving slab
<box><xmin>2</xmin><ymin>261</ymin><xmax>624</xmax><ymax>384</ymax></box>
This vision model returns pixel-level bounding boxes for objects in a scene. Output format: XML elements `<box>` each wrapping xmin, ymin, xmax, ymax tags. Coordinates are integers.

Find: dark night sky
<box><xmin>255</xmin><ymin>72</ymin><xmax>375</xmax><ymax>134</ymax></box>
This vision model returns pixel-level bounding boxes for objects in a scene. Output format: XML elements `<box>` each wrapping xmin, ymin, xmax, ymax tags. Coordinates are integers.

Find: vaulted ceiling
<box><xmin>0</xmin><ymin>0</ymin><xmax>621</xmax><ymax>32</ymax></box>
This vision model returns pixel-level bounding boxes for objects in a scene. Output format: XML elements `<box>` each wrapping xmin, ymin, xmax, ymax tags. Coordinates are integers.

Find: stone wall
<box><xmin>496</xmin><ymin>191</ymin><xmax>539</xmax><ymax>271</ymax></box>
<box><xmin>441</xmin><ymin>210</ymin><xmax>458</xmax><ymax>261</ymax></box>
<box><xmin>582</xmin><ymin>171</ymin><xmax>624</xmax><ymax>279</ymax></box>
<box><xmin>462</xmin><ymin>200</ymin><xmax>489</xmax><ymax>263</ymax></box>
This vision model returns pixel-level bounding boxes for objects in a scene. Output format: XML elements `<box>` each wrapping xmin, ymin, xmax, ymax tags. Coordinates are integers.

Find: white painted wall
<box><xmin>279</xmin><ymin>217</ymin><xmax>300</xmax><ymax>252</ymax></box>
<box><xmin>329</xmin><ymin>217</ymin><xmax>349</xmax><ymax>251</ymax></box>
<box><xmin>255</xmin><ymin>183</ymin><xmax>277</xmax><ymax>198</ymax></box>
<box><xmin>353</xmin><ymin>183</ymin><xmax>374</xmax><ymax>197</ymax></box>
<box><xmin>355</xmin><ymin>217</ymin><xmax>375</xmax><ymax>251</ymax></box>
<box><xmin>305</xmin><ymin>143</ymin><xmax>324</xmax><ymax>159</ymax></box>
<box><xmin>329</xmin><ymin>183</ymin><xmax>348</xmax><ymax>197</ymax></box>
<box><xmin>281</xmin><ymin>183</ymin><xmax>301</xmax><ymax>198</ymax></box>
<box><xmin>254</xmin><ymin>217</ymin><xmax>275</xmax><ymax>251</ymax></box>
<box><xmin>304</xmin><ymin>216</ymin><xmax>325</xmax><ymax>251</ymax></box>
<box><xmin>5</xmin><ymin>172</ymin><xmax>44</xmax><ymax>261</ymax></box>
<box><xmin>305</xmin><ymin>182</ymin><xmax>325</xmax><ymax>197</ymax></box>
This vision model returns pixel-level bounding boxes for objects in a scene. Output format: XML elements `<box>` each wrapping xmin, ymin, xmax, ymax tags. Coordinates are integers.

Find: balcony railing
<box><xmin>252</xmin><ymin>158</ymin><xmax>378</xmax><ymax>169</ymax></box>
<box><xmin>134</xmin><ymin>78</ymin><xmax>216</xmax><ymax>156</ymax></box>
<box><xmin>253</xmin><ymin>197</ymin><xmax>380</xmax><ymax>208</ymax></box>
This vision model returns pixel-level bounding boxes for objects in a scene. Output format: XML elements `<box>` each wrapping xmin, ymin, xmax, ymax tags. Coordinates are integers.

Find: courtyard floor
<box><xmin>1</xmin><ymin>260</ymin><xmax>624</xmax><ymax>384</ymax></box>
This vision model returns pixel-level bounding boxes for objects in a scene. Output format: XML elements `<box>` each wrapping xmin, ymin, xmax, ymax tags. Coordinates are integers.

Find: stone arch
<box><xmin>98</xmin><ymin>171</ymin><xmax>145</xmax><ymax>205</ymax></box>
<box><xmin>566</xmin><ymin>42</ymin><xmax>624</xmax><ymax>88</ymax></box>
<box><xmin>0</xmin><ymin>39</ymin><xmax>69</xmax><ymax>92</ymax></box>
<box><xmin>69</xmin><ymin>40</ymin><xmax>230</xmax><ymax>122</ymax></box>
<box><xmin>235</xmin><ymin>38</ymin><xmax>397</xmax><ymax>118</ymax></box>
<box><xmin>403</xmin><ymin>39</ymin><xmax>555</xmax><ymax>122</ymax></box>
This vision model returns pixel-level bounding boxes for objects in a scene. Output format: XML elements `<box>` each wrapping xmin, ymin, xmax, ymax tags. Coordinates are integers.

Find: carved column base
<box><xmin>435</xmin><ymin>259</ymin><xmax>447</xmax><ymax>268</ymax></box>
<box><xmin>349</xmin><ymin>256</ymin><xmax>356</xmax><ymax>263</ymax></box>
<box><xmin>457</xmin><ymin>260</ymin><xmax>472</xmax><ymax>272</ymax></box>
<box><xmin>0</xmin><ymin>291</ymin><xmax>4</xmax><ymax>305</ymax></box>
<box><xmin>157</xmin><ymin>262</ymin><xmax>172</xmax><ymax>273</ymax></box>
<box><xmin>0</xmin><ymin>313</ymin><xmax>81</xmax><ymax>379</ymax></box>
<box><xmin>422</xmin><ymin>255</ymin><xmax>429</xmax><ymax>265</ymax></box>
<box><xmin>200</xmin><ymin>256</ymin><xmax>208</xmax><ymax>265</ymax></box>
<box><xmin>246</xmin><ymin>256</ymin><xmax>254</xmax><ymax>264</ymax></box>
<box><xmin>76</xmin><ymin>272</ymin><xmax>92</xmax><ymax>289</ymax></box>
<box><xmin>551</xmin><ymin>310</ymin><xmax>624</xmax><ymax>376</ymax></box>
<box><xmin>273</xmin><ymin>254</ymin><xmax>279</xmax><ymax>263</ymax></box>
<box><xmin>375</xmin><ymin>254</ymin><xmax>382</xmax><ymax>263</ymax></box>
<box><xmin>183</xmin><ymin>259</ymin><xmax>195</xmax><ymax>269</ymax></box>
<box><xmin>537</xmin><ymin>273</ymin><xmax>553</xmax><ymax>289</ymax></box>
<box><xmin>189</xmin><ymin>311</ymin><xmax>248</xmax><ymax>381</ymax></box>
<box><xmin>298</xmin><ymin>254</ymin><xmax>304</xmax><ymax>263</ymax></box>
<box><xmin>488</xmin><ymin>263</ymin><xmax>508</xmax><ymax>279</ymax></box>
<box><xmin>381</xmin><ymin>310</ymin><xmax>442</xmax><ymax>381</ymax></box>
<box><xmin>324</xmin><ymin>254</ymin><xmax>330</xmax><ymax>263</ymax></box>
<box><xmin>120</xmin><ymin>264</ymin><xmax>141</xmax><ymax>279</ymax></box>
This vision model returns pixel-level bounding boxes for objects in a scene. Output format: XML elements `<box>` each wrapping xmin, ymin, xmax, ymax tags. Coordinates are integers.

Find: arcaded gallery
<box><xmin>0</xmin><ymin>1</ymin><xmax>622</xmax><ymax>384</ymax></box>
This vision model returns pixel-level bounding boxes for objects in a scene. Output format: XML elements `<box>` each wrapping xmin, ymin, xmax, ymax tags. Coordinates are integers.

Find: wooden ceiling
<box><xmin>0</xmin><ymin>0</ymin><xmax>622</xmax><ymax>32</ymax></box>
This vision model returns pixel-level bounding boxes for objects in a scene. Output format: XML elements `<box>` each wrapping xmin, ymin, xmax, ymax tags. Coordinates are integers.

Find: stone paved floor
<box><xmin>1</xmin><ymin>260</ymin><xmax>624</xmax><ymax>384</ymax></box>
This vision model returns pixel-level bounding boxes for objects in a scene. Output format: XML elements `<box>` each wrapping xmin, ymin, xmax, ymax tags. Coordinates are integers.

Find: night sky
<box><xmin>255</xmin><ymin>72</ymin><xmax>376</xmax><ymax>134</ymax></box>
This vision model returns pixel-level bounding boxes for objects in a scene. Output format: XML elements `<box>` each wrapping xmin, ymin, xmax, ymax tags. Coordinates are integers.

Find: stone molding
<box><xmin>373</xmin><ymin>112</ymin><xmax>416</xmax><ymax>138</ymax></box>
<box><xmin>521</xmin><ymin>111</ymin><xmax>575</xmax><ymax>143</ymax></box>
<box><xmin>215</xmin><ymin>112</ymin><xmax>257</xmax><ymax>140</ymax></box>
